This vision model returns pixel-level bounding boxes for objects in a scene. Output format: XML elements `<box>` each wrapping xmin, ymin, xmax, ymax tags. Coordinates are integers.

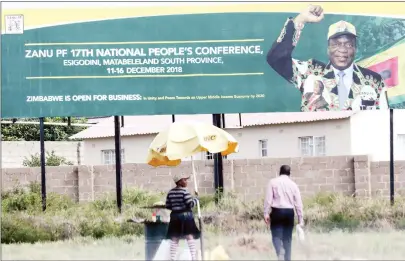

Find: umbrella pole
<box><xmin>191</xmin><ymin>156</ymin><xmax>205</xmax><ymax>260</ymax></box>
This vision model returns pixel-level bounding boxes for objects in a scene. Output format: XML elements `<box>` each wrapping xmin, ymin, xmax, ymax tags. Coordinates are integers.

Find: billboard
<box><xmin>1</xmin><ymin>2</ymin><xmax>405</xmax><ymax>118</ymax></box>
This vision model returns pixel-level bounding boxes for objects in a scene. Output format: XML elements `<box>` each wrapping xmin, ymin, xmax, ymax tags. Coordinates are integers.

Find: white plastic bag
<box><xmin>153</xmin><ymin>240</ymin><xmax>171</xmax><ymax>260</ymax></box>
<box><xmin>296</xmin><ymin>224</ymin><xmax>305</xmax><ymax>242</ymax></box>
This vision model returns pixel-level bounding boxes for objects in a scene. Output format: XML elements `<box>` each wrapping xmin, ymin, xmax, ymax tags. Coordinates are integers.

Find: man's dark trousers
<box><xmin>270</xmin><ymin>207</ymin><xmax>295</xmax><ymax>261</ymax></box>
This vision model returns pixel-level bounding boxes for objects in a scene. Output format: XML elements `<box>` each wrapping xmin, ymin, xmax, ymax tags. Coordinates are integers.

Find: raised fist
<box><xmin>295</xmin><ymin>5</ymin><xmax>324</xmax><ymax>24</ymax></box>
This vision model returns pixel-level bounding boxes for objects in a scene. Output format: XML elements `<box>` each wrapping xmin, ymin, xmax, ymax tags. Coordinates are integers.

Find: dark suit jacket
<box><xmin>266</xmin><ymin>18</ymin><xmax>388</xmax><ymax>111</ymax></box>
<box><xmin>304</xmin><ymin>92</ymin><xmax>328</xmax><ymax>111</ymax></box>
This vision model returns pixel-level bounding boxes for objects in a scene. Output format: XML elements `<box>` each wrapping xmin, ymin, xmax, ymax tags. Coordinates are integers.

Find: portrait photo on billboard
<box><xmin>266</xmin><ymin>4</ymin><xmax>405</xmax><ymax>112</ymax></box>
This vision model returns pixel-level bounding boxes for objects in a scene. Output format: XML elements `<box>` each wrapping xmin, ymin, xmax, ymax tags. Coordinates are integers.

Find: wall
<box><xmin>358</xmin><ymin>159</ymin><xmax>405</xmax><ymax>197</ymax></box>
<box><xmin>1</xmin><ymin>166</ymin><xmax>79</xmax><ymax>200</ymax></box>
<box><xmin>2</xmin><ymin>155</ymin><xmax>404</xmax><ymax>202</ymax></box>
<box><xmin>81</xmin><ymin>119</ymin><xmax>351</xmax><ymax>165</ymax></box>
<box><xmin>83</xmin><ymin>136</ymin><xmax>155</xmax><ymax>165</ymax></box>
<box><xmin>350</xmin><ymin>110</ymin><xmax>405</xmax><ymax>161</ymax></box>
<box><xmin>225</xmin><ymin>119</ymin><xmax>351</xmax><ymax>159</ymax></box>
<box><xmin>1</xmin><ymin>141</ymin><xmax>84</xmax><ymax>168</ymax></box>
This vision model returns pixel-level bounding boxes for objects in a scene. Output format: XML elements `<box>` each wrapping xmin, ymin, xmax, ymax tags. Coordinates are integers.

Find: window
<box><xmin>396</xmin><ymin>134</ymin><xmax>405</xmax><ymax>159</ymax></box>
<box><xmin>259</xmin><ymin>139</ymin><xmax>268</xmax><ymax>157</ymax></box>
<box><xmin>101</xmin><ymin>149</ymin><xmax>125</xmax><ymax>165</ymax></box>
<box><xmin>299</xmin><ymin>136</ymin><xmax>326</xmax><ymax>157</ymax></box>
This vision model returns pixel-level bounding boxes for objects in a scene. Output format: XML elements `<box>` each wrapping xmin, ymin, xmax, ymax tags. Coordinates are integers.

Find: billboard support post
<box><xmin>212</xmin><ymin>114</ymin><xmax>224</xmax><ymax>204</ymax></box>
<box><xmin>114</xmin><ymin>116</ymin><xmax>123</xmax><ymax>213</ymax></box>
<box><xmin>39</xmin><ymin>117</ymin><xmax>47</xmax><ymax>212</ymax></box>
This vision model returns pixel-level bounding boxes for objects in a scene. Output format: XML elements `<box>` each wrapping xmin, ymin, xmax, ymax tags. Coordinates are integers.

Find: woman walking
<box><xmin>264</xmin><ymin>165</ymin><xmax>304</xmax><ymax>261</ymax></box>
<box><xmin>166</xmin><ymin>173</ymin><xmax>201</xmax><ymax>261</ymax></box>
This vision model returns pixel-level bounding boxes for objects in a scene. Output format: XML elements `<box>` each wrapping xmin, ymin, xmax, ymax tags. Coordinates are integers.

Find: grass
<box><xmin>2</xmin><ymin>182</ymin><xmax>405</xmax><ymax>246</ymax></box>
<box><xmin>3</xmin><ymin>231</ymin><xmax>405</xmax><ymax>260</ymax></box>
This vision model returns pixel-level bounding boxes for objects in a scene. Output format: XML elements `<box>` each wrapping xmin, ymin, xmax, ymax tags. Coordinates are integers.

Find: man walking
<box><xmin>264</xmin><ymin>165</ymin><xmax>304</xmax><ymax>261</ymax></box>
<box><xmin>266</xmin><ymin>4</ymin><xmax>388</xmax><ymax>111</ymax></box>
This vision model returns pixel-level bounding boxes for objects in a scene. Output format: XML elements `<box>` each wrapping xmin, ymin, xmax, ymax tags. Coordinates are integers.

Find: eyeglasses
<box><xmin>329</xmin><ymin>42</ymin><xmax>355</xmax><ymax>49</ymax></box>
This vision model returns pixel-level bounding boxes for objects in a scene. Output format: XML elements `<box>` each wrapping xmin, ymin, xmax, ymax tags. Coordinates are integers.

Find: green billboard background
<box><xmin>2</xmin><ymin>12</ymin><xmax>405</xmax><ymax>118</ymax></box>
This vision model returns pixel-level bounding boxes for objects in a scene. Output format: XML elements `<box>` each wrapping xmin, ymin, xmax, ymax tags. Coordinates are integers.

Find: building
<box><xmin>1</xmin><ymin>141</ymin><xmax>83</xmax><ymax>168</ymax></box>
<box><xmin>70</xmin><ymin>110</ymin><xmax>405</xmax><ymax>165</ymax></box>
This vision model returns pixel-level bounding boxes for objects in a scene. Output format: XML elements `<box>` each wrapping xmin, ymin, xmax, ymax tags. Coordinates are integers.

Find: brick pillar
<box><xmin>354</xmin><ymin>155</ymin><xmax>371</xmax><ymax>197</ymax></box>
<box><xmin>77</xmin><ymin>165</ymin><xmax>94</xmax><ymax>202</ymax></box>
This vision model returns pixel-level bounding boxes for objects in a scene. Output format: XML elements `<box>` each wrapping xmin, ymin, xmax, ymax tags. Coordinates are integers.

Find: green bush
<box><xmin>2</xmin><ymin>182</ymin><xmax>405</xmax><ymax>244</ymax></box>
<box><xmin>1</xmin><ymin>214</ymin><xmax>54</xmax><ymax>244</ymax></box>
<box><xmin>394</xmin><ymin>218</ymin><xmax>405</xmax><ymax>229</ymax></box>
<box><xmin>198</xmin><ymin>194</ymin><xmax>215</xmax><ymax>209</ymax></box>
<box><xmin>123</xmin><ymin>188</ymin><xmax>163</xmax><ymax>206</ymax></box>
<box><xmin>91</xmin><ymin>188</ymin><xmax>163</xmax><ymax>211</ymax></box>
<box><xmin>1</xmin><ymin>183</ymin><xmax>159</xmax><ymax>244</ymax></box>
<box><xmin>2</xmin><ymin>182</ymin><xmax>74</xmax><ymax>213</ymax></box>
<box><xmin>22</xmin><ymin>150</ymin><xmax>73</xmax><ymax>167</ymax></box>
<box><xmin>2</xmin><ymin>187</ymin><xmax>41</xmax><ymax>212</ymax></box>
<box><xmin>78</xmin><ymin>216</ymin><xmax>143</xmax><ymax>239</ymax></box>
<box><xmin>91</xmin><ymin>197</ymin><xmax>117</xmax><ymax>211</ymax></box>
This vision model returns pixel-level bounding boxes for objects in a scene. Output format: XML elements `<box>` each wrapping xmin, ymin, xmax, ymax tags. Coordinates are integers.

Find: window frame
<box><xmin>298</xmin><ymin>136</ymin><xmax>326</xmax><ymax>157</ymax></box>
<box><xmin>259</xmin><ymin>139</ymin><xmax>268</xmax><ymax>157</ymax></box>
<box><xmin>101</xmin><ymin>149</ymin><xmax>125</xmax><ymax>165</ymax></box>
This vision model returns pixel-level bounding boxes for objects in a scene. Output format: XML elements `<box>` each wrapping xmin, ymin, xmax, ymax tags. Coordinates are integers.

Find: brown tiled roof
<box><xmin>69</xmin><ymin>111</ymin><xmax>355</xmax><ymax>140</ymax></box>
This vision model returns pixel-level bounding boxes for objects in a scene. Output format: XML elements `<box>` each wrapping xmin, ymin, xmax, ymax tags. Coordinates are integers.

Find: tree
<box><xmin>22</xmin><ymin>150</ymin><xmax>74</xmax><ymax>167</ymax></box>
<box><xmin>1</xmin><ymin>117</ymin><xmax>88</xmax><ymax>141</ymax></box>
<box><xmin>356</xmin><ymin>17</ymin><xmax>405</xmax><ymax>60</ymax></box>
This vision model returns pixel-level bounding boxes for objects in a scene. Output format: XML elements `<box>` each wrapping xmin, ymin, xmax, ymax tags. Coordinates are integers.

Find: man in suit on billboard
<box><xmin>304</xmin><ymin>80</ymin><xmax>328</xmax><ymax>110</ymax></box>
<box><xmin>267</xmin><ymin>4</ymin><xmax>389</xmax><ymax>112</ymax></box>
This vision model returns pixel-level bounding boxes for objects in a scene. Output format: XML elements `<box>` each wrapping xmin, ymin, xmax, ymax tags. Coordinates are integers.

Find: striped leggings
<box><xmin>170</xmin><ymin>237</ymin><xmax>197</xmax><ymax>261</ymax></box>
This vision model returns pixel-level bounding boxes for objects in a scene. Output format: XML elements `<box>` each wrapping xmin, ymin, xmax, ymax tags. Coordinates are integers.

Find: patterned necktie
<box><xmin>337</xmin><ymin>71</ymin><xmax>347</xmax><ymax>108</ymax></box>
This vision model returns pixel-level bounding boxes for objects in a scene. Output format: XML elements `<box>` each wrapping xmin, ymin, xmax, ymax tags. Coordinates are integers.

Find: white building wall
<box><xmin>225</xmin><ymin>119</ymin><xmax>351</xmax><ymax>159</ymax></box>
<box><xmin>1</xmin><ymin>141</ymin><xmax>83</xmax><ymax>168</ymax></box>
<box><xmin>350</xmin><ymin>110</ymin><xmax>405</xmax><ymax>161</ymax></box>
<box><xmin>81</xmin><ymin>119</ymin><xmax>352</xmax><ymax>165</ymax></box>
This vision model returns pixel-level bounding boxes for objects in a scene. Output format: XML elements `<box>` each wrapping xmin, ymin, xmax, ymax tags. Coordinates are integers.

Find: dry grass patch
<box><xmin>3</xmin><ymin>231</ymin><xmax>405</xmax><ymax>260</ymax></box>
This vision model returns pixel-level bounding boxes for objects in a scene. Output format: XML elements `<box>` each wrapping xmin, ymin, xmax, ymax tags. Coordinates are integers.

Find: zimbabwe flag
<box><xmin>358</xmin><ymin>39</ymin><xmax>405</xmax><ymax>109</ymax></box>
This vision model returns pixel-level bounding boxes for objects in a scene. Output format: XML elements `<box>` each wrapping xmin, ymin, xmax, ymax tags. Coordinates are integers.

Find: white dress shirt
<box><xmin>263</xmin><ymin>175</ymin><xmax>304</xmax><ymax>224</ymax></box>
<box><xmin>332</xmin><ymin>63</ymin><xmax>354</xmax><ymax>99</ymax></box>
